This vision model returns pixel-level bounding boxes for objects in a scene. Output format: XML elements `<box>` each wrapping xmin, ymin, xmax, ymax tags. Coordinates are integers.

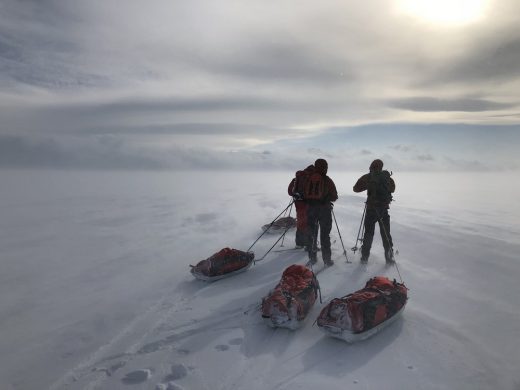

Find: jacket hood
<box><xmin>369</xmin><ymin>159</ymin><xmax>383</xmax><ymax>172</ymax></box>
<box><xmin>314</xmin><ymin>159</ymin><xmax>328</xmax><ymax>175</ymax></box>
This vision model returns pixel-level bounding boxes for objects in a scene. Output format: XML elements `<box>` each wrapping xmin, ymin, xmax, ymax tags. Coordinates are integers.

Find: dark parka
<box><xmin>353</xmin><ymin>159</ymin><xmax>395</xmax><ymax>263</ymax></box>
<box><xmin>306</xmin><ymin>159</ymin><xmax>338</xmax><ymax>265</ymax></box>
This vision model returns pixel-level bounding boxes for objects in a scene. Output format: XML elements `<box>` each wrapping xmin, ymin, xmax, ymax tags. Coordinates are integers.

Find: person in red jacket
<box><xmin>305</xmin><ymin>158</ymin><xmax>338</xmax><ymax>267</ymax></box>
<box><xmin>353</xmin><ymin>159</ymin><xmax>395</xmax><ymax>263</ymax></box>
<box><xmin>287</xmin><ymin>165</ymin><xmax>315</xmax><ymax>249</ymax></box>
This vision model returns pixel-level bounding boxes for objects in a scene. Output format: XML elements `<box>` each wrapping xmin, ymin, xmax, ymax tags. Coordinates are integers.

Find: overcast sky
<box><xmin>0</xmin><ymin>0</ymin><xmax>519</xmax><ymax>170</ymax></box>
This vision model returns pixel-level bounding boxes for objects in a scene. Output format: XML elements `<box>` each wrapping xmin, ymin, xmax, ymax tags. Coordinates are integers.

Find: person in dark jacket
<box><xmin>288</xmin><ymin>165</ymin><xmax>315</xmax><ymax>249</ymax></box>
<box><xmin>353</xmin><ymin>159</ymin><xmax>395</xmax><ymax>263</ymax></box>
<box><xmin>306</xmin><ymin>158</ymin><xmax>338</xmax><ymax>266</ymax></box>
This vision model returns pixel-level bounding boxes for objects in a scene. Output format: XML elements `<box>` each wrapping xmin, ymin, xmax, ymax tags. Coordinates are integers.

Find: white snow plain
<box><xmin>1</xmin><ymin>169</ymin><xmax>519</xmax><ymax>390</ymax></box>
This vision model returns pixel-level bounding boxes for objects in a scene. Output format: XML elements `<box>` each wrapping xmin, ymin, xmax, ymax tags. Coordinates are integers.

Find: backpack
<box><xmin>292</xmin><ymin>170</ymin><xmax>309</xmax><ymax>198</ymax></box>
<box><xmin>367</xmin><ymin>170</ymin><xmax>393</xmax><ymax>204</ymax></box>
<box><xmin>303</xmin><ymin>172</ymin><xmax>326</xmax><ymax>200</ymax></box>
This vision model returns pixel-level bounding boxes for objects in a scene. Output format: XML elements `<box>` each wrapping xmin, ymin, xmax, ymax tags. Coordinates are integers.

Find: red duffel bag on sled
<box><xmin>261</xmin><ymin>264</ymin><xmax>320</xmax><ymax>330</ymax></box>
<box><xmin>190</xmin><ymin>248</ymin><xmax>254</xmax><ymax>282</ymax></box>
<box><xmin>317</xmin><ymin>276</ymin><xmax>407</xmax><ymax>342</ymax></box>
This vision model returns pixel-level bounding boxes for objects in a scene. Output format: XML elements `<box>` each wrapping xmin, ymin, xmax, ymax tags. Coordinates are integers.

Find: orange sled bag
<box><xmin>317</xmin><ymin>276</ymin><xmax>407</xmax><ymax>342</ymax></box>
<box><xmin>190</xmin><ymin>248</ymin><xmax>254</xmax><ymax>282</ymax></box>
<box><xmin>261</xmin><ymin>264</ymin><xmax>319</xmax><ymax>330</ymax></box>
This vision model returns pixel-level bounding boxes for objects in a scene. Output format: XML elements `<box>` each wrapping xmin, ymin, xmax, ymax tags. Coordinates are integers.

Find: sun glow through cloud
<box><xmin>398</xmin><ymin>0</ymin><xmax>489</xmax><ymax>26</ymax></box>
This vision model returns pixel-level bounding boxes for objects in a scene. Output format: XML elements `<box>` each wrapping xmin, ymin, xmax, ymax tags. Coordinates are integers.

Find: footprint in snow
<box><xmin>215</xmin><ymin>344</ymin><xmax>229</xmax><ymax>351</ymax></box>
<box><xmin>92</xmin><ymin>361</ymin><xmax>126</xmax><ymax>377</ymax></box>
<box><xmin>228</xmin><ymin>338</ymin><xmax>243</xmax><ymax>345</ymax></box>
<box><xmin>156</xmin><ymin>382</ymin><xmax>185</xmax><ymax>390</ymax></box>
<box><xmin>121</xmin><ymin>369</ymin><xmax>152</xmax><ymax>384</ymax></box>
<box><xmin>164</xmin><ymin>363</ymin><xmax>188</xmax><ymax>381</ymax></box>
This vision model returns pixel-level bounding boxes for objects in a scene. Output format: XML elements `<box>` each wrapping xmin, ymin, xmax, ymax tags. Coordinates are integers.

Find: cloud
<box><xmin>207</xmin><ymin>41</ymin><xmax>353</xmax><ymax>86</ymax></box>
<box><xmin>428</xmin><ymin>37</ymin><xmax>520</xmax><ymax>85</ymax></box>
<box><xmin>0</xmin><ymin>133</ymin><xmax>313</xmax><ymax>171</ymax></box>
<box><xmin>1</xmin><ymin>1</ymin><xmax>520</xmax><ymax>172</ymax></box>
<box><xmin>416</xmin><ymin>154</ymin><xmax>435</xmax><ymax>161</ymax></box>
<box><xmin>306</xmin><ymin>148</ymin><xmax>333</xmax><ymax>159</ymax></box>
<box><xmin>0</xmin><ymin>1</ymin><xmax>110</xmax><ymax>90</ymax></box>
<box><xmin>0</xmin><ymin>134</ymin><xmax>164</xmax><ymax>170</ymax></box>
<box><xmin>387</xmin><ymin>97</ymin><xmax>515</xmax><ymax>112</ymax></box>
<box><xmin>390</xmin><ymin>144</ymin><xmax>414</xmax><ymax>152</ymax></box>
<box><xmin>1</xmin><ymin>1</ymin><xmax>520</xmax><ymax>135</ymax></box>
<box><xmin>444</xmin><ymin>157</ymin><xmax>489</xmax><ymax>171</ymax></box>
<box><xmin>0</xmin><ymin>135</ymin><xmax>67</xmax><ymax>168</ymax></box>
<box><xmin>1</xmin><ymin>124</ymin><xmax>518</xmax><ymax>172</ymax></box>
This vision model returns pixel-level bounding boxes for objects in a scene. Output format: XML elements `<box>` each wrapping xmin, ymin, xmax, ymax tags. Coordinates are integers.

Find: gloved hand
<box><xmin>293</xmin><ymin>192</ymin><xmax>304</xmax><ymax>201</ymax></box>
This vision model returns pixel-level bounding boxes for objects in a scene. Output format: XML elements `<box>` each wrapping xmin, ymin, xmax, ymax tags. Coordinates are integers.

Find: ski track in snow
<box><xmin>1</xmin><ymin>171</ymin><xmax>520</xmax><ymax>390</ymax></box>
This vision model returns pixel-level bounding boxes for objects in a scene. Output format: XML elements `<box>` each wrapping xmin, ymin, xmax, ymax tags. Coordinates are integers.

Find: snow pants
<box><xmin>294</xmin><ymin>201</ymin><xmax>309</xmax><ymax>247</ymax></box>
<box><xmin>307</xmin><ymin>203</ymin><xmax>333</xmax><ymax>263</ymax></box>
<box><xmin>361</xmin><ymin>207</ymin><xmax>393</xmax><ymax>261</ymax></box>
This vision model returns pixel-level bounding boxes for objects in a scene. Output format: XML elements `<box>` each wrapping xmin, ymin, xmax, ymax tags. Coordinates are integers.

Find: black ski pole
<box><xmin>247</xmin><ymin>200</ymin><xmax>294</xmax><ymax>252</ymax></box>
<box><xmin>255</xmin><ymin>226</ymin><xmax>291</xmax><ymax>262</ymax></box>
<box><xmin>312</xmin><ymin>218</ymin><xmax>319</xmax><ymax>256</ymax></box>
<box><xmin>280</xmin><ymin>201</ymin><xmax>293</xmax><ymax>248</ymax></box>
<box><xmin>283</xmin><ymin>200</ymin><xmax>293</xmax><ymax>217</ymax></box>
<box><xmin>351</xmin><ymin>203</ymin><xmax>367</xmax><ymax>253</ymax></box>
<box><xmin>331</xmin><ymin>209</ymin><xmax>351</xmax><ymax>263</ymax></box>
<box><xmin>373</xmin><ymin>208</ymin><xmax>403</xmax><ymax>283</ymax></box>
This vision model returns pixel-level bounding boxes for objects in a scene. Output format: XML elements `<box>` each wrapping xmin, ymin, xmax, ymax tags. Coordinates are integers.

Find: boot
<box><xmin>324</xmin><ymin>259</ymin><xmax>334</xmax><ymax>267</ymax></box>
<box><xmin>385</xmin><ymin>249</ymin><xmax>395</xmax><ymax>264</ymax></box>
<box><xmin>360</xmin><ymin>249</ymin><xmax>369</xmax><ymax>263</ymax></box>
<box><xmin>306</xmin><ymin>251</ymin><xmax>317</xmax><ymax>266</ymax></box>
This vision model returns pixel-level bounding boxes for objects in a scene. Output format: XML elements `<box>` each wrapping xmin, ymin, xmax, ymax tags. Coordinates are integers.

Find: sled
<box><xmin>261</xmin><ymin>216</ymin><xmax>297</xmax><ymax>234</ymax></box>
<box><xmin>190</xmin><ymin>248</ymin><xmax>254</xmax><ymax>282</ymax></box>
<box><xmin>261</xmin><ymin>264</ymin><xmax>319</xmax><ymax>330</ymax></box>
<box><xmin>318</xmin><ymin>305</ymin><xmax>405</xmax><ymax>342</ymax></box>
<box><xmin>317</xmin><ymin>276</ymin><xmax>407</xmax><ymax>343</ymax></box>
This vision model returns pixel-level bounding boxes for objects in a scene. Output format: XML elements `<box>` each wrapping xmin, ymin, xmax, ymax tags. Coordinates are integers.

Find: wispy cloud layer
<box><xmin>0</xmin><ymin>0</ymin><xmax>519</xmax><ymax>170</ymax></box>
<box><xmin>387</xmin><ymin>97</ymin><xmax>515</xmax><ymax>112</ymax></box>
<box><xmin>1</xmin><ymin>125</ymin><xmax>517</xmax><ymax>172</ymax></box>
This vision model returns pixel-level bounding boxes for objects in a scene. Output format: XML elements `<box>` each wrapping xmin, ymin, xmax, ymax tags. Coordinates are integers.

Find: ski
<box><xmin>273</xmin><ymin>246</ymin><xmax>305</xmax><ymax>253</ymax></box>
<box><xmin>273</xmin><ymin>247</ymin><xmax>321</xmax><ymax>253</ymax></box>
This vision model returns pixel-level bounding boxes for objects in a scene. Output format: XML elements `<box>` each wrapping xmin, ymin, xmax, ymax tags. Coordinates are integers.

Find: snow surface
<box><xmin>1</xmin><ymin>169</ymin><xmax>519</xmax><ymax>390</ymax></box>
